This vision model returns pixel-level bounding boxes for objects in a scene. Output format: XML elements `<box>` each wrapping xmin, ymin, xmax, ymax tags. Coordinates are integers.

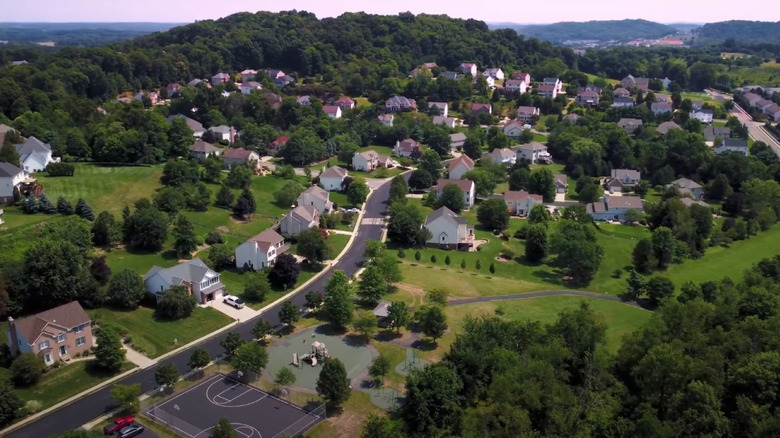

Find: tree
<box><xmin>316</xmin><ymin>358</ymin><xmax>351</xmax><ymax>410</ymax></box>
<box><xmin>387</xmin><ymin>203</ymin><xmax>429</xmax><ymax>247</ymax></box>
<box><xmin>251</xmin><ymin>319</ymin><xmax>274</xmax><ymax>342</ymax></box>
<box><xmin>202</xmin><ymin>155</ymin><xmax>224</xmax><ymax>183</ymax></box>
<box><xmin>110</xmin><ymin>383</ymin><xmax>140</xmax><ymax>415</ymax></box>
<box><xmin>268</xmin><ymin>254</ymin><xmax>300</xmax><ymax>289</ymax></box>
<box><xmin>275</xmin><ymin>366</ymin><xmax>296</xmax><ymax>390</ymax></box>
<box><xmin>296</xmin><ymin>227</ymin><xmax>330</xmax><ymax>263</ymax></box>
<box><xmin>477</xmin><ymin>198</ymin><xmax>509</xmax><ymax>230</ymax></box>
<box><xmin>352</xmin><ymin>311</ymin><xmax>378</xmax><ymax>341</ymax></box>
<box><xmin>363</xmin><ymin>241</ymin><xmax>386</xmax><ymax>262</ymax></box>
<box><xmin>461</xmin><ymin>259</ymin><xmax>466</xmax><ymax>269</ymax></box>
<box><xmin>305</xmin><ymin>291</ymin><xmax>324</xmax><ymax>309</ymax></box>
<box><xmin>625</xmin><ymin>208</ymin><xmax>643</xmax><ymax>224</ymax></box>
<box><xmin>415</xmin><ymin>305</ymin><xmax>448</xmax><ymax>342</ymax></box>
<box><xmin>437</xmin><ymin>184</ymin><xmax>465</xmax><ymax>212</ymax></box>
<box><xmin>625</xmin><ymin>269</ymin><xmax>646</xmax><ymax>300</ymax></box>
<box><xmin>444</xmin><ymin>254</ymin><xmax>451</xmax><ymax>267</ymax></box>
<box><xmin>74</xmin><ymin>198</ymin><xmax>94</xmax><ymax>221</ymax></box>
<box><xmin>387</xmin><ymin>301</ymin><xmax>410</xmax><ymax>333</ymax></box>
<box><xmin>233</xmin><ymin>189</ymin><xmax>256</xmax><ymax>219</ymax></box>
<box><xmin>92</xmin><ymin>211</ymin><xmax>121</xmax><ymax>247</ymax></box>
<box><xmin>215</xmin><ymin>184</ymin><xmax>235</xmax><ymax>208</ymax></box>
<box><xmin>427</xmin><ymin>288</ymin><xmax>448</xmax><ymax>306</ymax></box>
<box><xmin>226</xmin><ymin>165</ymin><xmax>252</xmax><ymax>189</ymax></box>
<box><xmin>347</xmin><ymin>179</ymin><xmax>369</xmax><ymax>205</ymax></box>
<box><xmin>188</xmin><ymin>347</ymin><xmax>210</xmax><ymax>370</ymax></box>
<box><xmin>220</xmin><ymin>332</ymin><xmax>244</xmax><ymax>359</ymax></box>
<box><xmin>369</xmin><ymin>354</ymin><xmax>392</xmax><ymax>385</ymax></box>
<box><xmin>475</xmin><ymin>259</ymin><xmax>482</xmax><ymax>272</ymax></box>
<box><xmin>508</xmin><ymin>167</ymin><xmax>530</xmax><ymax>191</ymax></box>
<box><xmin>489</xmin><ymin>262</ymin><xmax>496</xmax><ymax>276</ymax></box>
<box><xmin>338</xmin><ymin>141</ymin><xmax>360</xmax><ymax>165</ymax></box>
<box><xmin>401</xmin><ymin>363</ymin><xmax>463</xmax><ymax>436</ymax></box>
<box><xmin>207</xmin><ymin>244</ymin><xmax>234</xmax><ymax>271</ymax></box>
<box><xmin>161</xmin><ymin>160</ymin><xmax>199</xmax><ymax>187</ymax></box>
<box><xmin>388</xmin><ymin>175</ymin><xmax>409</xmax><ymax>204</ymax></box>
<box><xmin>463</xmin><ymin>133</ymin><xmax>482</xmax><ymax>160</ymax></box>
<box><xmin>243</xmin><ymin>272</ymin><xmax>270</xmax><ymax>303</ymax></box>
<box><xmin>168</xmin><ymin>117</ymin><xmax>194</xmax><ymax>157</ymax></box>
<box><xmin>357</xmin><ymin>264</ymin><xmax>387</xmax><ymax>303</ymax></box>
<box><xmin>525</xmin><ymin>224</ymin><xmax>548</xmax><ymax>262</ymax></box>
<box><xmin>528</xmin><ymin>204</ymin><xmax>551</xmax><ymax>226</ymax></box>
<box><xmin>231</xmin><ymin>342</ymin><xmax>269</xmax><ymax>378</ymax></box>
<box><xmin>154</xmin><ymin>363</ymin><xmax>180</xmax><ymax>388</ymax></box>
<box><xmin>90</xmin><ymin>256</ymin><xmax>111</xmax><ymax>285</ymax></box>
<box><xmin>0</xmin><ymin>142</ymin><xmax>21</xmax><ymax>167</ymax></box>
<box><xmin>108</xmin><ymin>269</ymin><xmax>145</xmax><ymax>309</ymax></box>
<box><xmin>430</xmin><ymin>254</ymin><xmax>437</xmax><ymax>264</ymax></box>
<box><xmin>273</xmin><ymin>181</ymin><xmax>306</xmax><ymax>208</ymax></box>
<box><xmin>632</xmin><ymin>238</ymin><xmax>656</xmax><ymax>274</ymax></box>
<box><xmin>279</xmin><ymin>300</ymin><xmax>300</xmax><ymax>327</ymax></box>
<box><xmin>155</xmin><ymin>285</ymin><xmax>196</xmax><ymax>320</ymax></box>
<box><xmin>427</xmin><ymin>126</ymin><xmax>452</xmax><ymax>157</ymax></box>
<box><xmin>210</xmin><ymin>418</ymin><xmax>236</xmax><ymax>438</ymax></box>
<box><xmin>417</xmin><ymin>149</ymin><xmax>443</xmax><ymax>179</ymax></box>
<box><xmin>408</xmin><ymin>169</ymin><xmax>435</xmax><ymax>191</ymax></box>
<box><xmin>527</xmin><ymin>168</ymin><xmax>556</xmax><ymax>202</ymax></box>
<box><xmin>0</xmin><ymin>380</ymin><xmax>22</xmax><ymax>427</ymax></box>
<box><xmin>463</xmin><ymin>168</ymin><xmax>497</xmax><ymax>198</ymax></box>
<box><xmin>172</xmin><ymin>215</ymin><xmax>198</xmax><ymax>257</ymax></box>
<box><xmin>95</xmin><ymin>327</ymin><xmax>126</xmax><ymax>372</ymax></box>
<box><xmin>577</xmin><ymin>180</ymin><xmax>601</xmax><ymax>203</ymax></box>
<box><xmin>11</xmin><ymin>353</ymin><xmax>46</xmax><ymax>386</ymax></box>
<box><xmin>323</xmin><ymin>270</ymin><xmax>354</xmax><ymax>329</ymax></box>
<box><xmin>123</xmin><ymin>203</ymin><xmax>168</xmax><ymax>251</ymax></box>
<box><xmin>488</xmin><ymin>131</ymin><xmax>510</xmax><ymax>151</ymax></box>
<box><xmin>646</xmin><ymin>276</ymin><xmax>675</xmax><ymax>306</ymax></box>
<box><xmin>38</xmin><ymin>193</ymin><xmax>55</xmax><ymax>214</ymax></box>
<box><xmin>652</xmin><ymin>227</ymin><xmax>676</xmax><ymax>270</ymax></box>
<box><xmin>280</xmin><ymin>128</ymin><xmax>325</xmax><ymax>166</ymax></box>
<box><xmin>56</xmin><ymin>196</ymin><xmax>73</xmax><ymax>215</ymax></box>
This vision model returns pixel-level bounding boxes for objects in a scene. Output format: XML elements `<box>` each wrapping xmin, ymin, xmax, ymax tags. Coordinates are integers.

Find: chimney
<box><xmin>230</xmin><ymin>126</ymin><xmax>236</xmax><ymax>144</ymax></box>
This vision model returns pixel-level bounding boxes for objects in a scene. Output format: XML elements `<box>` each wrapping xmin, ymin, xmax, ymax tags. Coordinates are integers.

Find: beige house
<box><xmin>222</xmin><ymin>148</ymin><xmax>260</xmax><ymax>170</ymax></box>
<box><xmin>352</xmin><ymin>151</ymin><xmax>393</xmax><ymax>172</ymax></box>
<box><xmin>189</xmin><ymin>140</ymin><xmax>222</xmax><ymax>162</ymax></box>
<box><xmin>297</xmin><ymin>185</ymin><xmax>333</xmax><ymax>214</ymax></box>
<box><xmin>235</xmin><ymin>229</ymin><xmax>289</xmax><ymax>270</ymax></box>
<box><xmin>280</xmin><ymin>205</ymin><xmax>319</xmax><ymax>236</ymax></box>
<box><xmin>447</xmin><ymin>155</ymin><xmax>474</xmax><ymax>180</ymax></box>
<box><xmin>7</xmin><ymin>301</ymin><xmax>93</xmax><ymax>366</ymax></box>
<box><xmin>319</xmin><ymin>166</ymin><xmax>348</xmax><ymax>191</ymax></box>
<box><xmin>503</xmin><ymin>190</ymin><xmax>543</xmax><ymax>216</ymax></box>
<box><xmin>423</xmin><ymin>206</ymin><xmax>474</xmax><ymax>249</ymax></box>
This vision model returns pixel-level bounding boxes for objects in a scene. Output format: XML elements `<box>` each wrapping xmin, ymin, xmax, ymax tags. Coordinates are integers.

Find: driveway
<box><xmin>208</xmin><ymin>299</ymin><xmax>256</xmax><ymax>322</ymax></box>
<box><xmin>554</xmin><ymin>192</ymin><xmax>566</xmax><ymax>202</ymax></box>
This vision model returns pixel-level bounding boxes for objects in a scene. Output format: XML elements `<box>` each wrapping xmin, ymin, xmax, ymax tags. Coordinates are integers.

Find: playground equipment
<box><xmin>293</xmin><ymin>341</ymin><xmax>331</xmax><ymax>368</ymax></box>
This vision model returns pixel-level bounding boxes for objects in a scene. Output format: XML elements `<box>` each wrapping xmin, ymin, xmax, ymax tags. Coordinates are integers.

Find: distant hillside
<box><xmin>0</xmin><ymin>22</ymin><xmax>181</xmax><ymax>46</ymax></box>
<box><xmin>490</xmin><ymin>19</ymin><xmax>677</xmax><ymax>43</ymax></box>
<box><xmin>696</xmin><ymin>20</ymin><xmax>780</xmax><ymax>43</ymax></box>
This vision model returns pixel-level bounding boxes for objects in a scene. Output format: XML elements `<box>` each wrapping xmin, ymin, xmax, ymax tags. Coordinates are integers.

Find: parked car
<box><xmin>104</xmin><ymin>416</ymin><xmax>134</xmax><ymax>435</ymax></box>
<box><xmin>346</xmin><ymin>208</ymin><xmax>360</xmax><ymax>213</ymax></box>
<box><xmin>117</xmin><ymin>423</ymin><xmax>145</xmax><ymax>438</ymax></box>
<box><xmin>223</xmin><ymin>295</ymin><xmax>245</xmax><ymax>309</ymax></box>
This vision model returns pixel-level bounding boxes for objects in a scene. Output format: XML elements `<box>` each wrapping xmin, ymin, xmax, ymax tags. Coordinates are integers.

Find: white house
<box><xmin>297</xmin><ymin>185</ymin><xmax>333</xmax><ymax>214</ymax></box>
<box><xmin>240</xmin><ymin>69</ymin><xmax>258</xmax><ymax>82</ymax></box>
<box><xmin>449</xmin><ymin>132</ymin><xmax>467</xmax><ymax>151</ymax></box>
<box><xmin>586</xmin><ymin>195</ymin><xmax>644</xmax><ymax>222</ymax></box>
<box><xmin>666</xmin><ymin>178</ymin><xmax>704</xmax><ymax>200</ymax></box>
<box><xmin>394</xmin><ymin>139</ymin><xmax>421</xmax><ymax>158</ymax></box>
<box><xmin>319</xmin><ymin>166</ymin><xmax>348</xmax><ymax>191</ymax></box>
<box><xmin>543</xmin><ymin>77</ymin><xmax>563</xmax><ymax>93</ymax></box>
<box><xmin>715</xmin><ymin>139</ymin><xmax>749</xmax><ymax>156</ymax></box>
<box><xmin>503</xmin><ymin>120</ymin><xmax>527</xmax><ymax>139</ymax></box>
<box><xmin>609</xmin><ymin>169</ymin><xmax>641</xmax><ymax>187</ymax></box>
<box><xmin>434</xmin><ymin>179</ymin><xmax>476</xmax><ymax>210</ymax></box>
<box><xmin>433</xmin><ymin>116</ymin><xmax>457</xmax><ymax>128</ymax></box>
<box><xmin>651</xmin><ymin>102</ymin><xmax>673</xmax><ymax>115</ymax></box>
<box><xmin>447</xmin><ymin>155</ymin><xmax>474</xmax><ymax>180</ymax></box>
<box><xmin>189</xmin><ymin>140</ymin><xmax>222</xmax><ymax>162</ymax></box>
<box><xmin>423</xmin><ymin>206</ymin><xmax>474</xmax><ymax>249</ymax></box>
<box><xmin>504</xmin><ymin>80</ymin><xmax>528</xmax><ymax>94</ymax></box>
<box><xmin>483</xmin><ymin>68</ymin><xmax>504</xmax><ymax>81</ymax></box>
<box><xmin>428</xmin><ymin>102</ymin><xmax>449</xmax><ymax>117</ymax></box>
<box><xmin>222</xmin><ymin>148</ymin><xmax>261</xmax><ymax>170</ymax></box>
<box><xmin>514</xmin><ymin>142</ymin><xmax>550</xmax><ymax>164</ymax></box>
<box><xmin>15</xmin><ymin>137</ymin><xmax>57</xmax><ymax>172</ymax></box>
<box><xmin>323</xmin><ymin>105</ymin><xmax>342</xmax><ymax>119</ymax></box>
<box><xmin>280</xmin><ymin>205</ymin><xmax>319</xmax><ymax>236</ymax></box>
<box><xmin>235</xmin><ymin>229</ymin><xmax>289</xmax><ymax>270</ymax></box>
<box><xmin>612</xmin><ymin>97</ymin><xmax>635</xmax><ymax>108</ymax></box>
<box><xmin>537</xmin><ymin>84</ymin><xmax>558</xmax><ymax>99</ymax></box>
<box><xmin>385</xmin><ymin>96</ymin><xmax>417</xmax><ymax>112</ymax></box>
<box><xmin>484</xmin><ymin>148</ymin><xmax>516</xmax><ymax>167</ymax></box>
<box><xmin>209</xmin><ymin>125</ymin><xmax>234</xmax><ymax>143</ymax></box>
<box><xmin>690</xmin><ymin>109</ymin><xmax>714</xmax><ymax>124</ymax></box>
<box><xmin>458</xmin><ymin>63</ymin><xmax>478</xmax><ymax>76</ymax></box>
<box><xmin>240</xmin><ymin>81</ymin><xmax>263</xmax><ymax>95</ymax></box>
<box><xmin>211</xmin><ymin>72</ymin><xmax>230</xmax><ymax>86</ymax></box>
<box><xmin>377</xmin><ymin>114</ymin><xmax>394</xmax><ymax>126</ymax></box>
<box><xmin>352</xmin><ymin>150</ymin><xmax>393</xmax><ymax>172</ymax></box>
<box><xmin>144</xmin><ymin>258</ymin><xmax>225</xmax><ymax>305</ymax></box>
<box><xmin>510</xmin><ymin>72</ymin><xmax>531</xmax><ymax>87</ymax></box>
<box><xmin>0</xmin><ymin>162</ymin><xmax>27</xmax><ymax>204</ymax></box>
<box><xmin>503</xmin><ymin>190</ymin><xmax>543</xmax><ymax>216</ymax></box>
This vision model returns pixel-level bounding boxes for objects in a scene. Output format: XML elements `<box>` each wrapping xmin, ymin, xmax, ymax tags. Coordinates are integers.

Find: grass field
<box><xmin>88</xmin><ymin>306</ymin><xmax>233</xmax><ymax>358</ymax></box>
<box><xmin>723</xmin><ymin>61</ymin><xmax>780</xmax><ymax>87</ymax></box>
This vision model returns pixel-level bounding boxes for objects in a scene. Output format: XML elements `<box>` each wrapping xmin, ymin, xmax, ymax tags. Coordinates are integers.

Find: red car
<box><xmin>104</xmin><ymin>416</ymin><xmax>134</xmax><ymax>435</ymax></box>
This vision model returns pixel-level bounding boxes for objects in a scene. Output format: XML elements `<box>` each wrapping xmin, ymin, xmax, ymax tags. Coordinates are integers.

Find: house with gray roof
<box><xmin>667</xmin><ymin>178</ymin><xmax>704</xmax><ymax>200</ymax></box>
<box><xmin>280</xmin><ymin>205</ymin><xmax>319</xmax><ymax>236</ymax></box>
<box><xmin>715</xmin><ymin>138</ymin><xmax>749</xmax><ymax>156</ymax></box>
<box><xmin>423</xmin><ymin>206</ymin><xmax>474</xmax><ymax>249</ymax></box>
<box><xmin>703</xmin><ymin>126</ymin><xmax>731</xmax><ymax>142</ymax></box>
<box><xmin>189</xmin><ymin>140</ymin><xmax>222</xmax><ymax>162</ymax></box>
<box><xmin>656</xmin><ymin>121</ymin><xmax>682</xmax><ymax>135</ymax></box>
<box><xmin>168</xmin><ymin>114</ymin><xmax>205</xmax><ymax>138</ymax></box>
<box><xmin>144</xmin><ymin>258</ymin><xmax>225</xmax><ymax>305</ymax></box>
<box><xmin>297</xmin><ymin>185</ymin><xmax>333</xmax><ymax>214</ymax></box>
<box><xmin>14</xmin><ymin>137</ymin><xmax>57</xmax><ymax>172</ymax></box>
<box><xmin>586</xmin><ymin>195</ymin><xmax>644</xmax><ymax>222</ymax></box>
<box><xmin>0</xmin><ymin>162</ymin><xmax>26</xmax><ymax>204</ymax></box>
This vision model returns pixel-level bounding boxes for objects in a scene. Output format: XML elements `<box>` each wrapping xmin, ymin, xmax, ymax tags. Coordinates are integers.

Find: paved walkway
<box><xmin>122</xmin><ymin>344</ymin><xmax>155</xmax><ymax>369</ymax></box>
<box><xmin>449</xmin><ymin>290</ymin><xmax>646</xmax><ymax>309</ymax></box>
<box><xmin>328</xmin><ymin>229</ymin><xmax>354</xmax><ymax>236</ymax></box>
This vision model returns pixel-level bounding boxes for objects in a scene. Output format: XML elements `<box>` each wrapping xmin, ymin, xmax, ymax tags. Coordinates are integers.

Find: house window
<box><xmin>74</xmin><ymin>324</ymin><xmax>85</xmax><ymax>333</ymax></box>
<box><xmin>57</xmin><ymin>333</ymin><xmax>65</xmax><ymax>343</ymax></box>
<box><xmin>38</xmin><ymin>340</ymin><xmax>50</xmax><ymax>350</ymax></box>
<box><xmin>44</xmin><ymin>353</ymin><xmax>52</xmax><ymax>363</ymax></box>
<box><xmin>75</xmin><ymin>337</ymin><xmax>86</xmax><ymax>347</ymax></box>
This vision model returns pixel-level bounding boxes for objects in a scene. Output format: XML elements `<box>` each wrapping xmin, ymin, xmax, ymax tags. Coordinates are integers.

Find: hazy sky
<box><xmin>3</xmin><ymin>0</ymin><xmax>778</xmax><ymax>24</ymax></box>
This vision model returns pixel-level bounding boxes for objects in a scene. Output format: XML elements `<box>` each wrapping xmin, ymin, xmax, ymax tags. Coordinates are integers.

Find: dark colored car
<box><xmin>117</xmin><ymin>423</ymin><xmax>145</xmax><ymax>438</ymax></box>
<box><xmin>103</xmin><ymin>416</ymin><xmax>134</xmax><ymax>435</ymax></box>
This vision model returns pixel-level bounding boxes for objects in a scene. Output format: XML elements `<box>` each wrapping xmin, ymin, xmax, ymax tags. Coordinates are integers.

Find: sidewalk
<box><xmin>123</xmin><ymin>344</ymin><xmax>155</xmax><ymax>369</ymax></box>
<box><xmin>328</xmin><ymin>229</ymin><xmax>354</xmax><ymax>236</ymax></box>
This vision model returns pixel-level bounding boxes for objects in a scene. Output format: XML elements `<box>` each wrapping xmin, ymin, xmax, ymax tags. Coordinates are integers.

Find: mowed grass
<box><xmin>88</xmin><ymin>306</ymin><xmax>233</xmax><ymax>358</ymax></box>
<box><xmin>306</xmin><ymin>390</ymin><xmax>384</xmax><ymax>438</ymax></box>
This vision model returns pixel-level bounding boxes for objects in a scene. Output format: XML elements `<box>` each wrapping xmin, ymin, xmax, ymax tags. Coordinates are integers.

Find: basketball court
<box><xmin>144</xmin><ymin>373</ymin><xmax>324</xmax><ymax>438</ymax></box>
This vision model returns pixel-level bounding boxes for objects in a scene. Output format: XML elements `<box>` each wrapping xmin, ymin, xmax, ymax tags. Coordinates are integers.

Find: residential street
<box><xmin>7</xmin><ymin>179</ymin><xmax>392</xmax><ymax>438</ymax></box>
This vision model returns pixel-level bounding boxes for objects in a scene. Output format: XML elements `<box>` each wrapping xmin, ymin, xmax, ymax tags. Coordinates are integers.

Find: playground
<box><xmin>264</xmin><ymin>325</ymin><xmax>376</xmax><ymax>391</ymax></box>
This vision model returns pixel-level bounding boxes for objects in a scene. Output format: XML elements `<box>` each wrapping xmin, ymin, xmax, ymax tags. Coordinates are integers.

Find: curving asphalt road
<box><xmin>449</xmin><ymin>290</ymin><xmax>646</xmax><ymax>309</ymax></box>
<box><xmin>9</xmin><ymin>180</ymin><xmax>393</xmax><ymax>438</ymax></box>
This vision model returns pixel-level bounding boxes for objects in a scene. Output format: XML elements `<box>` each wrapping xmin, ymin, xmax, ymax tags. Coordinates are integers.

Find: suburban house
<box><xmin>240</xmin><ymin>81</ymin><xmax>263</xmax><ymax>95</ymax></box>
<box><xmin>543</xmin><ymin>77</ymin><xmax>563</xmax><ymax>93</ymax></box>
<box><xmin>222</xmin><ymin>148</ymin><xmax>260</xmax><ymax>170</ymax></box>
<box><xmin>621</xmin><ymin>75</ymin><xmax>649</xmax><ymax>91</ymax></box>
<box><xmin>0</xmin><ymin>162</ymin><xmax>27</xmax><ymax>204</ymax></box>
<box><xmin>209</xmin><ymin>125</ymin><xmax>234</xmax><ymax>143</ymax></box>
<box><xmin>423</xmin><ymin>206</ymin><xmax>474</xmax><ymax>249</ymax></box>
<box><xmin>385</xmin><ymin>96</ymin><xmax>417</xmax><ymax>112</ymax></box>
<box><xmin>144</xmin><ymin>258</ymin><xmax>225</xmax><ymax>305</ymax></box>
<box><xmin>651</xmin><ymin>102</ymin><xmax>673</xmax><ymax>115</ymax></box>
<box><xmin>235</xmin><ymin>229</ymin><xmax>289</xmax><ymax>270</ymax></box>
<box><xmin>537</xmin><ymin>84</ymin><xmax>558</xmax><ymax>99</ymax></box>
<box><xmin>614</xmin><ymin>88</ymin><xmax>631</xmax><ymax>98</ymax></box>
<box><xmin>690</xmin><ymin>109</ymin><xmax>714</xmax><ymax>123</ymax></box>
<box><xmin>434</xmin><ymin>179</ymin><xmax>476</xmax><ymax>209</ymax></box>
<box><xmin>503</xmin><ymin>120</ymin><xmax>527</xmax><ymax>139</ymax></box>
<box><xmin>335</xmin><ymin>97</ymin><xmax>356</xmax><ymax>110</ymax></box>
<box><xmin>280</xmin><ymin>205</ymin><xmax>319</xmax><ymax>236</ymax></box>
<box><xmin>612</xmin><ymin>96</ymin><xmax>636</xmax><ymax>108</ymax></box>
<box><xmin>7</xmin><ymin>301</ymin><xmax>93</xmax><ymax>366</ymax></box>
<box><xmin>297</xmin><ymin>185</ymin><xmax>333</xmax><ymax>214</ymax></box>
<box><xmin>471</xmin><ymin>103</ymin><xmax>492</xmax><ymax>113</ymax></box>
<box><xmin>441</xmin><ymin>71</ymin><xmax>461</xmax><ymax>81</ymax></box>
<box><xmin>564</xmin><ymin>113</ymin><xmax>580</xmax><ymax>123</ymax></box>
<box><xmin>654</xmin><ymin>94</ymin><xmax>671</xmax><ymax>103</ymax></box>
<box><xmin>555</xmin><ymin>173</ymin><xmax>568</xmax><ymax>193</ymax></box>
<box><xmin>433</xmin><ymin>116</ymin><xmax>457</xmax><ymax>128</ymax></box>
<box><xmin>240</xmin><ymin>69</ymin><xmax>257</xmax><ymax>81</ymax></box>
<box><xmin>267</xmin><ymin>135</ymin><xmax>290</xmax><ymax>156</ymax></box>
<box><xmin>211</xmin><ymin>72</ymin><xmax>230</xmax><ymax>86</ymax></box>
<box><xmin>680</xmin><ymin>198</ymin><xmax>710</xmax><ymax>208</ymax></box>
<box><xmin>15</xmin><ymin>137</ymin><xmax>57</xmax><ymax>172</ymax></box>
<box><xmin>764</xmin><ymin>104</ymin><xmax>780</xmax><ymax>122</ymax></box>
<box><xmin>667</xmin><ymin>178</ymin><xmax>704</xmax><ymax>200</ymax></box>
<box><xmin>267</xmin><ymin>69</ymin><xmax>287</xmax><ymax>80</ymax></box>
<box><xmin>394</xmin><ymin>138</ymin><xmax>422</xmax><ymax>158</ymax></box>
<box><xmin>166</xmin><ymin>83</ymin><xmax>183</xmax><ymax>96</ymax></box>
<box><xmin>449</xmin><ymin>132</ymin><xmax>467</xmax><ymax>151</ymax></box>
<box><xmin>319</xmin><ymin>166</ymin><xmax>348</xmax><ymax>191</ymax></box>
<box><xmin>272</xmin><ymin>74</ymin><xmax>295</xmax><ymax>88</ymax></box>
<box><xmin>703</xmin><ymin>126</ymin><xmax>731</xmax><ymax>142</ymax></box>
<box><xmin>485</xmin><ymin>148</ymin><xmax>516</xmax><ymax>167</ymax></box>
<box><xmin>502</xmin><ymin>190</ymin><xmax>543</xmax><ymax>216</ymax></box>
<box><xmin>618</xmin><ymin>118</ymin><xmax>643</xmax><ymax>134</ymax></box>
<box><xmin>515</xmin><ymin>142</ymin><xmax>551</xmax><ymax>164</ymax></box>
<box><xmin>611</xmin><ymin>169</ymin><xmax>641</xmax><ymax>186</ymax></box>
<box><xmin>715</xmin><ymin>138</ymin><xmax>749</xmax><ymax>156</ymax></box>
<box><xmin>447</xmin><ymin>154</ymin><xmax>475</xmax><ymax>180</ymax></box>
<box><xmin>428</xmin><ymin>102</ymin><xmax>449</xmax><ymax>117</ymax></box>
<box><xmin>353</xmin><ymin>150</ymin><xmax>393</xmax><ymax>172</ymax></box>
<box><xmin>483</xmin><ymin>68</ymin><xmax>504</xmax><ymax>81</ymax></box>
<box><xmin>516</xmin><ymin>106</ymin><xmax>540</xmax><ymax>124</ymax></box>
<box><xmin>504</xmin><ymin>80</ymin><xmax>528</xmax><ymax>94</ymax></box>
<box><xmin>656</xmin><ymin>121</ymin><xmax>682</xmax><ymax>135</ymax></box>
<box><xmin>410</xmin><ymin>62</ymin><xmax>438</xmax><ymax>77</ymax></box>
<box><xmin>168</xmin><ymin>114</ymin><xmax>205</xmax><ymax>138</ymax></box>
<box><xmin>297</xmin><ymin>95</ymin><xmax>312</xmax><ymax>106</ymax></box>
<box><xmin>586</xmin><ymin>195</ymin><xmax>644</xmax><ymax>222</ymax></box>
<box><xmin>187</xmin><ymin>78</ymin><xmax>205</xmax><ymax>87</ymax></box>
<box><xmin>458</xmin><ymin>63</ymin><xmax>478</xmax><ymax>76</ymax></box>
<box><xmin>189</xmin><ymin>140</ymin><xmax>222</xmax><ymax>162</ymax></box>
<box><xmin>264</xmin><ymin>92</ymin><xmax>283</xmax><ymax>109</ymax></box>
<box><xmin>510</xmin><ymin>72</ymin><xmax>531</xmax><ymax>86</ymax></box>
<box><xmin>575</xmin><ymin>90</ymin><xmax>600</xmax><ymax>106</ymax></box>
<box><xmin>377</xmin><ymin>114</ymin><xmax>394</xmax><ymax>126</ymax></box>
<box><xmin>581</xmin><ymin>84</ymin><xmax>603</xmax><ymax>94</ymax></box>
<box><xmin>323</xmin><ymin>105</ymin><xmax>342</xmax><ymax>119</ymax></box>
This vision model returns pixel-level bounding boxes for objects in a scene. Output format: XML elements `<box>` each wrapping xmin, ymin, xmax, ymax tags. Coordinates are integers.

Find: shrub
<box><xmin>11</xmin><ymin>353</ymin><xmax>47</xmax><ymax>386</ymax></box>
<box><xmin>23</xmin><ymin>400</ymin><xmax>43</xmax><ymax>415</ymax></box>
<box><xmin>205</xmin><ymin>232</ymin><xmax>224</xmax><ymax>245</ymax></box>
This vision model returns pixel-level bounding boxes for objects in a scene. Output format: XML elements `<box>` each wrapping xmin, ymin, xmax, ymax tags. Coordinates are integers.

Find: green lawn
<box><xmin>532</xmin><ymin>133</ymin><xmax>549</xmax><ymax>143</ymax></box>
<box><xmin>724</xmin><ymin>62</ymin><xmax>780</xmax><ymax>87</ymax></box>
<box><xmin>88</xmin><ymin>306</ymin><xmax>233</xmax><ymax>358</ymax></box>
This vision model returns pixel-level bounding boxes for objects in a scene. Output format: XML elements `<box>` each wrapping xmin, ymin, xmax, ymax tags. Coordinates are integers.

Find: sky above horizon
<box><xmin>2</xmin><ymin>0</ymin><xmax>779</xmax><ymax>24</ymax></box>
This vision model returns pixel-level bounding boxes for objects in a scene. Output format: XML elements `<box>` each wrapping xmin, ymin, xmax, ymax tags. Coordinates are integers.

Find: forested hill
<box><xmin>0</xmin><ymin>22</ymin><xmax>180</xmax><ymax>46</ymax></box>
<box><xmin>491</xmin><ymin>19</ymin><xmax>678</xmax><ymax>43</ymax></box>
<box><xmin>696</xmin><ymin>20</ymin><xmax>780</xmax><ymax>43</ymax></box>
